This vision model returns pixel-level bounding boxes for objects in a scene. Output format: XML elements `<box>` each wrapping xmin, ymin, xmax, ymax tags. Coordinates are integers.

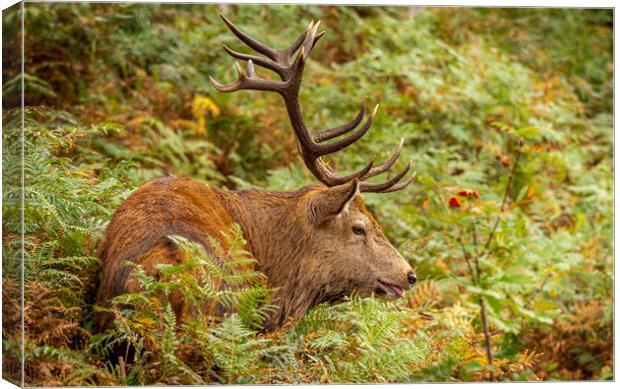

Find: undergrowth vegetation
<box><xmin>2</xmin><ymin>3</ymin><xmax>613</xmax><ymax>385</ymax></box>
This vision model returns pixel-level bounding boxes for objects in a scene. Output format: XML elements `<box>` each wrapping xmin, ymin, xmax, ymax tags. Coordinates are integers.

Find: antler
<box><xmin>210</xmin><ymin>15</ymin><xmax>415</xmax><ymax>193</ymax></box>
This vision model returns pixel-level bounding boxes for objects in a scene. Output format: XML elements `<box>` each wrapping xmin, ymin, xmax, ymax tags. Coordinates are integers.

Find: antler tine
<box><xmin>362</xmin><ymin>138</ymin><xmax>404</xmax><ymax>179</ymax></box>
<box><xmin>381</xmin><ymin>172</ymin><xmax>417</xmax><ymax>193</ymax></box>
<box><xmin>221</xmin><ymin>16</ymin><xmax>326</xmax><ymax>82</ymax></box>
<box><xmin>209</xmin><ymin>60</ymin><xmax>286</xmax><ymax>93</ymax></box>
<box><xmin>359</xmin><ymin>161</ymin><xmax>412</xmax><ymax>193</ymax></box>
<box><xmin>310</xmin><ymin>156</ymin><xmax>376</xmax><ymax>187</ymax></box>
<box><xmin>315</xmin><ymin>104</ymin><xmax>365</xmax><ymax>142</ymax></box>
<box><xmin>246</xmin><ymin>59</ymin><xmax>257</xmax><ymax>78</ymax></box>
<box><xmin>310</xmin><ymin>105</ymin><xmax>378</xmax><ymax>156</ymax></box>
<box><xmin>284</xmin><ymin>21</ymin><xmax>315</xmax><ymax>58</ymax></box>
<box><xmin>222</xmin><ymin>45</ymin><xmax>286</xmax><ymax>78</ymax></box>
<box><xmin>209</xmin><ymin>75</ymin><xmax>239</xmax><ymax>93</ymax></box>
<box><xmin>314</xmin><ymin>31</ymin><xmax>327</xmax><ymax>45</ymax></box>
<box><xmin>303</xmin><ymin>21</ymin><xmax>322</xmax><ymax>57</ymax></box>
<box><xmin>220</xmin><ymin>15</ymin><xmax>278</xmax><ymax>61</ymax></box>
<box><xmin>286</xmin><ymin>21</ymin><xmax>323</xmax><ymax>85</ymax></box>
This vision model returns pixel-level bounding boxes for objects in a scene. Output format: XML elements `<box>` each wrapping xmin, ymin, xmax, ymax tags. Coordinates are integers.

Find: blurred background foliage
<box><xmin>2</xmin><ymin>3</ymin><xmax>613</xmax><ymax>385</ymax></box>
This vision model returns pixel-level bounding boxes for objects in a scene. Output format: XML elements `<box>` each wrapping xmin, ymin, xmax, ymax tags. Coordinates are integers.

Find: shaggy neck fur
<box><xmin>216</xmin><ymin>185</ymin><xmax>343</xmax><ymax>330</ymax></box>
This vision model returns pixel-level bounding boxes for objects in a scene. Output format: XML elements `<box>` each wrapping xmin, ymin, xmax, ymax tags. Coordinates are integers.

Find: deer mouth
<box><xmin>375</xmin><ymin>279</ymin><xmax>404</xmax><ymax>299</ymax></box>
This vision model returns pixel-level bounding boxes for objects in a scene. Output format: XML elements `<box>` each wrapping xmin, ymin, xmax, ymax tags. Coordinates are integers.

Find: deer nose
<box><xmin>407</xmin><ymin>272</ymin><xmax>417</xmax><ymax>287</ymax></box>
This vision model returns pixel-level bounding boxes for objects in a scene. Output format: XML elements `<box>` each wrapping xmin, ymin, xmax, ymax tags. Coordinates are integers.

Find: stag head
<box><xmin>211</xmin><ymin>16</ymin><xmax>417</xmax><ymax>307</ymax></box>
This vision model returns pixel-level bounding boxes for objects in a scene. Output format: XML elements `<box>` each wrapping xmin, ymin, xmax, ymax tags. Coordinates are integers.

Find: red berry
<box><xmin>457</xmin><ymin>189</ymin><xmax>480</xmax><ymax>199</ymax></box>
<box><xmin>448</xmin><ymin>196</ymin><xmax>461</xmax><ymax>208</ymax></box>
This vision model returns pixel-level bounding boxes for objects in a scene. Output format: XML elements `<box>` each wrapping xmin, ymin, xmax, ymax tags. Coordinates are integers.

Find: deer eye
<box><xmin>352</xmin><ymin>225</ymin><xmax>366</xmax><ymax>236</ymax></box>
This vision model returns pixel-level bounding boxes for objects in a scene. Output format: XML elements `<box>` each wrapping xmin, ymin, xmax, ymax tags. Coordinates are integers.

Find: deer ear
<box><xmin>307</xmin><ymin>179</ymin><xmax>359</xmax><ymax>226</ymax></box>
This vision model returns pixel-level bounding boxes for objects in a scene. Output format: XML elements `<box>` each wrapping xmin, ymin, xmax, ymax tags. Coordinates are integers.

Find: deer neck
<box><xmin>216</xmin><ymin>186</ymin><xmax>326</xmax><ymax>327</ymax></box>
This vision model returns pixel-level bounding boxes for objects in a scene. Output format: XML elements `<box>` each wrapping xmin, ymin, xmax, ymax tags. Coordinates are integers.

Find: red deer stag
<box><xmin>95</xmin><ymin>16</ymin><xmax>417</xmax><ymax>332</ymax></box>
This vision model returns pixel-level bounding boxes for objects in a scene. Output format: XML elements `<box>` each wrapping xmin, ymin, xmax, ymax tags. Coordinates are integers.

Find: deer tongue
<box><xmin>387</xmin><ymin>284</ymin><xmax>404</xmax><ymax>298</ymax></box>
<box><xmin>378</xmin><ymin>280</ymin><xmax>404</xmax><ymax>298</ymax></box>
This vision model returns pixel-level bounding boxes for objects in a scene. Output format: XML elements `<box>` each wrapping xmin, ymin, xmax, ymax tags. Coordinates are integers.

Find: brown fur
<box><xmin>95</xmin><ymin>176</ymin><xmax>414</xmax><ymax>331</ymax></box>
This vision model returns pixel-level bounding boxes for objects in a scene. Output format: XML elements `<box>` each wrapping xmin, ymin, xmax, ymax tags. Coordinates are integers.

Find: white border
<box><xmin>0</xmin><ymin>1</ymin><xmax>615</xmax><ymax>388</ymax></box>
<box><xmin>5</xmin><ymin>0</ymin><xmax>619</xmax><ymax>7</ymax></box>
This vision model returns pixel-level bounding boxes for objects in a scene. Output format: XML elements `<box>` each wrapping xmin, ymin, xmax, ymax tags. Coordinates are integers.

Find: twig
<box><xmin>471</xmin><ymin>224</ymin><xmax>481</xmax><ymax>285</ymax></box>
<box><xmin>524</xmin><ymin>273</ymin><xmax>553</xmax><ymax>310</ymax></box>
<box><xmin>534</xmin><ymin>273</ymin><xmax>552</xmax><ymax>295</ymax></box>
<box><xmin>471</xmin><ymin>223</ymin><xmax>492</xmax><ymax>380</ymax></box>
<box><xmin>475</xmin><ymin>146</ymin><xmax>523</xmax><ymax>379</ymax></box>
<box><xmin>459</xmin><ymin>238</ymin><xmax>478</xmax><ymax>284</ymax></box>
<box><xmin>118</xmin><ymin>356</ymin><xmax>127</xmax><ymax>383</ymax></box>
<box><xmin>437</xmin><ymin>188</ymin><xmax>493</xmax><ymax>381</ymax></box>
<box><xmin>482</xmin><ymin>140</ymin><xmax>524</xmax><ymax>254</ymax></box>
<box><xmin>433</xmin><ymin>188</ymin><xmax>477</xmax><ymax>283</ymax></box>
<box><xmin>472</xmin><ymin>223</ymin><xmax>478</xmax><ymax>247</ymax></box>
<box><xmin>474</xmin><ymin>258</ymin><xmax>482</xmax><ymax>286</ymax></box>
<box><xmin>478</xmin><ymin>138</ymin><xmax>524</xmax><ymax>381</ymax></box>
<box><xmin>478</xmin><ymin>295</ymin><xmax>494</xmax><ymax>381</ymax></box>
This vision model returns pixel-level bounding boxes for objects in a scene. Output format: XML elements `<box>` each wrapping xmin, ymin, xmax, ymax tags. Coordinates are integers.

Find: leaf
<box><xmin>516</xmin><ymin>126</ymin><xmax>540</xmax><ymax>139</ymax></box>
